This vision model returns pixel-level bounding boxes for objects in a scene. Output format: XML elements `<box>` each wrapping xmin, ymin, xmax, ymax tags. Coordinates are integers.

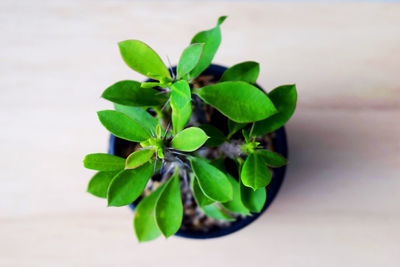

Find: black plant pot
<box><xmin>108</xmin><ymin>64</ymin><xmax>288</xmax><ymax>239</ymax></box>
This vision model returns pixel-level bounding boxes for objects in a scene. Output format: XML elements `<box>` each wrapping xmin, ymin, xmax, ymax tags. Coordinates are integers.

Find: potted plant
<box><xmin>83</xmin><ymin>16</ymin><xmax>297</xmax><ymax>242</ymax></box>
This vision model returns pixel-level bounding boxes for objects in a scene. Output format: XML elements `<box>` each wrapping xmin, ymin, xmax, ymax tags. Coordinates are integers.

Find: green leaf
<box><xmin>221</xmin><ymin>175</ymin><xmax>250</xmax><ymax>215</ymax></box>
<box><xmin>102</xmin><ymin>80</ymin><xmax>167</xmax><ymax>107</ymax></box>
<box><xmin>253</xmin><ymin>84</ymin><xmax>297</xmax><ymax>136</ymax></box>
<box><xmin>227</xmin><ymin>119</ymin><xmax>247</xmax><ymax>139</ymax></box>
<box><xmin>220</xmin><ymin>61</ymin><xmax>260</xmax><ymax>84</ymax></box>
<box><xmin>155</xmin><ymin>172</ymin><xmax>183</xmax><ymax>237</ymax></box>
<box><xmin>172</xmin><ymin>101</ymin><xmax>192</xmax><ymax>135</ymax></box>
<box><xmin>190</xmin><ymin>157</ymin><xmax>233</xmax><ymax>202</ymax></box>
<box><xmin>170</xmin><ymin>80</ymin><xmax>191</xmax><ymax>110</ymax></box>
<box><xmin>177</xmin><ymin>43</ymin><xmax>204</xmax><ymax>79</ymax></box>
<box><xmin>201</xmin><ymin>204</ymin><xmax>234</xmax><ymax>221</ymax></box>
<box><xmin>87</xmin><ymin>171</ymin><xmax>120</xmax><ymax>198</ymax></box>
<box><xmin>195</xmin><ymin>81</ymin><xmax>277</xmax><ymax>123</ymax></box>
<box><xmin>134</xmin><ymin>184</ymin><xmax>165</xmax><ymax>242</ymax></box>
<box><xmin>157</xmin><ymin>148</ymin><xmax>164</xmax><ymax>159</ymax></box>
<box><xmin>118</xmin><ymin>40</ymin><xmax>171</xmax><ymax>81</ymax></box>
<box><xmin>107</xmin><ymin>162</ymin><xmax>153</xmax><ymax>207</ymax></box>
<box><xmin>97</xmin><ymin>110</ymin><xmax>150</xmax><ymax>142</ymax></box>
<box><xmin>240</xmin><ymin>180</ymin><xmax>266</xmax><ymax>213</ymax></box>
<box><xmin>170</xmin><ymin>127</ymin><xmax>209</xmax><ymax>152</ymax></box>
<box><xmin>170</xmin><ymin>81</ymin><xmax>192</xmax><ymax>134</ymax></box>
<box><xmin>258</xmin><ymin>150</ymin><xmax>287</xmax><ymax>167</ymax></box>
<box><xmin>199</xmin><ymin>124</ymin><xmax>226</xmax><ymax>147</ymax></box>
<box><xmin>240</xmin><ymin>152</ymin><xmax>272</xmax><ymax>190</ymax></box>
<box><xmin>217</xmin><ymin>16</ymin><xmax>227</xmax><ymax>25</ymax></box>
<box><xmin>83</xmin><ymin>153</ymin><xmax>125</xmax><ymax>171</ymax></box>
<box><xmin>189</xmin><ymin>16</ymin><xmax>226</xmax><ymax>79</ymax></box>
<box><xmin>140</xmin><ymin>82</ymin><xmax>162</xmax><ymax>89</ymax></box>
<box><xmin>126</xmin><ymin>149</ymin><xmax>155</xmax><ymax>169</ymax></box>
<box><xmin>114</xmin><ymin>104</ymin><xmax>158</xmax><ymax>134</ymax></box>
<box><xmin>190</xmin><ymin>175</ymin><xmax>213</xmax><ymax>207</ymax></box>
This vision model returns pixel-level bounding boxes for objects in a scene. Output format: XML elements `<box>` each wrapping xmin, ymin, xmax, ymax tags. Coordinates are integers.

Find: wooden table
<box><xmin>1</xmin><ymin>1</ymin><xmax>399</xmax><ymax>266</ymax></box>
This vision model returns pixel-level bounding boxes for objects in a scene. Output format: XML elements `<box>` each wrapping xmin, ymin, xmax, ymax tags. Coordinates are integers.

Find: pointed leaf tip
<box><xmin>189</xmin><ymin>17</ymin><xmax>224</xmax><ymax>78</ymax></box>
<box><xmin>218</xmin><ymin>16</ymin><xmax>227</xmax><ymax>26</ymax></box>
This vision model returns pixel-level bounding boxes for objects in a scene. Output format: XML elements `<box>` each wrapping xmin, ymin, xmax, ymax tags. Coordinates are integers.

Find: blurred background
<box><xmin>1</xmin><ymin>0</ymin><xmax>399</xmax><ymax>266</ymax></box>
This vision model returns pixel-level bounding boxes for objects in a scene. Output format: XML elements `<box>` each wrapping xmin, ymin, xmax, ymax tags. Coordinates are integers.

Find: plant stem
<box><xmin>154</xmin><ymin>106</ymin><xmax>169</xmax><ymax>129</ymax></box>
<box><xmin>249</xmin><ymin>122</ymin><xmax>255</xmax><ymax>139</ymax></box>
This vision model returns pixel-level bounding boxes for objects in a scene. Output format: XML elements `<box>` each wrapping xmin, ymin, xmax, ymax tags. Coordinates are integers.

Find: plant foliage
<box><xmin>83</xmin><ymin>16</ymin><xmax>297</xmax><ymax>242</ymax></box>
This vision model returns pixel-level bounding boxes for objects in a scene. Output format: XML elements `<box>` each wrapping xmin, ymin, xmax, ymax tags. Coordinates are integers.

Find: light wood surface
<box><xmin>1</xmin><ymin>1</ymin><xmax>399</xmax><ymax>266</ymax></box>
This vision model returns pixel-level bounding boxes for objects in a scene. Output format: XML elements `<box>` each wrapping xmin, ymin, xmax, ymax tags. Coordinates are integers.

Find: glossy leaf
<box><xmin>118</xmin><ymin>40</ymin><xmax>171</xmax><ymax>81</ymax></box>
<box><xmin>190</xmin><ymin>157</ymin><xmax>233</xmax><ymax>202</ymax></box>
<box><xmin>258</xmin><ymin>150</ymin><xmax>287</xmax><ymax>167</ymax></box>
<box><xmin>189</xmin><ymin>16</ymin><xmax>226</xmax><ymax>78</ymax></box>
<box><xmin>170</xmin><ymin>81</ymin><xmax>191</xmax><ymax>110</ymax></box>
<box><xmin>199</xmin><ymin>124</ymin><xmax>226</xmax><ymax>147</ymax></box>
<box><xmin>201</xmin><ymin>204</ymin><xmax>234</xmax><ymax>221</ymax></box>
<box><xmin>241</xmin><ymin>153</ymin><xmax>272</xmax><ymax>190</ymax></box>
<box><xmin>97</xmin><ymin>110</ymin><xmax>150</xmax><ymax>142</ymax></box>
<box><xmin>102</xmin><ymin>80</ymin><xmax>167</xmax><ymax>107</ymax></box>
<box><xmin>172</xmin><ymin>101</ymin><xmax>191</xmax><ymax>135</ymax></box>
<box><xmin>87</xmin><ymin>171</ymin><xmax>120</xmax><ymax>198</ymax></box>
<box><xmin>177</xmin><ymin>43</ymin><xmax>204</xmax><ymax>79</ymax></box>
<box><xmin>83</xmin><ymin>153</ymin><xmax>125</xmax><ymax>171</ymax></box>
<box><xmin>227</xmin><ymin>120</ymin><xmax>247</xmax><ymax>139</ymax></box>
<box><xmin>221</xmin><ymin>175</ymin><xmax>250</xmax><ymax>215</ymax></box>
<box><xmin>253</xmin><ymin>84</ymin><xmax>297</xmax><ymax>136</ymax></box>
<box><xmin>155</xmin><ymin>172</ymin><xmax>183</xmax><ymax>237</ymax></box>
<box><xmin>195</xmin><ymin>81</ymin><xmax>277</xmax><ymax>123</ymax></box>
<box><xmin>114</xmin><ymin>104</ymin><xmax>157</xmax><ymax>134</ymax></box>
<box><xmin>126</xmin><ymin>149</ymin><xmax>155</xmax><ymax>169</ymax></box>
<box><xmin>134</xmin><ymin>184</ymin><xmax>165</xmax><ymax>242</ymax></box>
<box><xmin>191</xmin><ymin>175</ymin><xmax>213</xmax><ymax>207</ymax></box>
<box><xmin>170</xmin><ymin>127</ymin><xmax>209</xmax><ymax>152</ymax></box>
<box><xmin>107</xmin><ymin>162</ymin><xmax>153</xmax><ymax>207</ymax></box>
<box><xmin>220</xmin><ymin>61</ymin><xmax>260</xmax><ymax>84</ymax></box>
<box><xmin>240</xmin><ymin>180</ymin><xmax>266</xmax><ymax>213</ymax></box>
<box><xmin>170</xmin><ymin>81</ymin><xmax>192</xmax><ymax>134</ymax></box>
